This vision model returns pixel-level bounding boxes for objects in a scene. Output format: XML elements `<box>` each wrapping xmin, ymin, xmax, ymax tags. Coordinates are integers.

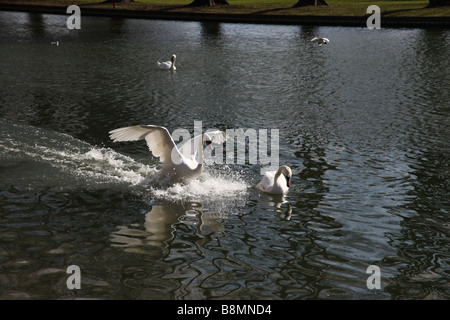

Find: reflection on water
<box><xmin>0</xmin><ymin>11</ymin><xmax>449</xmax><ymax>299</ymax></box>
<box><xmin>258</xmin><ymin>192</ymin><xmax>292</xmax><ymax>220</ymax></box>
<box><xmin>111</xmin><ymin>201</ymin><xmax>229</xmax><ymax>255</ymax></box>
<box><xmin>111</xmin><ymin>204</ymin><xmax>181</xmax><ymax>255</ymax></box>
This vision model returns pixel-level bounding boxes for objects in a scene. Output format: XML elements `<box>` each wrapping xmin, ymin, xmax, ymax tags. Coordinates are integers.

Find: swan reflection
<box><xmin>258</xmin><ymin>192</ymin><xmax>292</xmax><ymax>220</ymax></box>
<box><xmin>111</xmin><ymin>202</ymin><xmax>227</xmax><ymax>254</ymax></box>
<box><xmin>110</xmin><ymin>202</ymin><xmax>181</xmax><ymax>255</ymax></box>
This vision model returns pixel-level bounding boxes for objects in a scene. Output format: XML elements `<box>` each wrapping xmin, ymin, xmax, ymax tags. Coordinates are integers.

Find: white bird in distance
<box><xmin>157</xmin><ymin>54</ymin><xmax>176</xmax><ymax>71</ymax></box>
<box><xmin>311</xmin><ymin>37</ymin><xmax>330</xmax><ymax>46</ymax></box>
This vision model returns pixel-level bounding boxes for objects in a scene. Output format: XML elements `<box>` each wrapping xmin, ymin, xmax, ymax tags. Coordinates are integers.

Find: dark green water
<box><xmin>0</xmin><ymin>11</ymin><xmax>449</xmax><ymax>299</ymax></box>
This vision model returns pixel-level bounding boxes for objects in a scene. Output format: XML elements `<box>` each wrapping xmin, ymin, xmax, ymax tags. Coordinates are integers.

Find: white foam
<box><xmin>76</xmin><ymin>148</ymin><xmax>157</xmax><ymax>185</ymax></box>
<box><xmin>150</xmin><ymin>167</ymin><xmax>249</xmax><ymax>203</ymax></box>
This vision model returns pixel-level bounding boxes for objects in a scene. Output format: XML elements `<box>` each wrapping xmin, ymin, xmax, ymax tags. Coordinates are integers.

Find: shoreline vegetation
<box><xmin>0</xmin><ymin>1</ymin><xmax>449</xmax><ymax>27</ymax></box>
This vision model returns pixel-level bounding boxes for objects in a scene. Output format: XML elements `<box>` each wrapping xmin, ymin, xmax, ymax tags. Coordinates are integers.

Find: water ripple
<box><xmin>1</xmin><ymin>13</ymin><xmax>449</xmax><ymax>299</ymax></box>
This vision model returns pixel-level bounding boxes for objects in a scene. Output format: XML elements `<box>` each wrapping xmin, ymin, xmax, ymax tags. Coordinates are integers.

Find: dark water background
<box><xmin>0</xmin><ymin>11</ymin><xmax>449</xmax><ymax>299</ymax></box>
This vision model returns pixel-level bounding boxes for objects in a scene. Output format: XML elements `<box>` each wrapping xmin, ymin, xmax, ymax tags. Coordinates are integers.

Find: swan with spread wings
<box><xmin>109</xmin><ymin>125</ymin><xmax>226</xmax><ymax>184</ymax></box>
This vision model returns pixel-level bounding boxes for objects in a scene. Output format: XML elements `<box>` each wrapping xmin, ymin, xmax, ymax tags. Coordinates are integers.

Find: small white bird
<box><xmin>311</xmin><ymin>37</ymin><xmax>329</xmax><ymax>46</ymax></box>
<box><xmin>51</xmin><ymin>41</ymin><xmax>59</xmax><ymax>46</ymax></box>
<box><xmin>109</xmin><ymin>125</ymin><xmax>226</xmax><ymax>184</ymax></box>
<box><xmin>157</xmin><ymin>54</ymin><xmax>176</xmax><ymax>71</ymax></box>
<box><xmin>256</xmin><ymin>166</ymin><xmax>292</xmax><ymax>195</ymax></box>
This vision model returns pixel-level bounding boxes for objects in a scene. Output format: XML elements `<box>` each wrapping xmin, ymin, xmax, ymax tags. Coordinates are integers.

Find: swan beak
<box><xmin>205</xmin><ymin>141</ymin><xmax>213</xmax><ymax>149</ymax></box>
<box><xmin>286</xmin><ymin>177</ymin><xmax>291</xmax><ymax>188</ymax></box>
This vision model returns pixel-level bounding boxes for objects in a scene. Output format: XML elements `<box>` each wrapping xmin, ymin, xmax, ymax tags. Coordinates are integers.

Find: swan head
<box><xmin>202</xmin><ymin>131</ymin><xmax>227</xmax><ymax>149</ymax></box>
<box><xmin>171</xmin><ymin>54</ymin><xmax>176</xmax><ymax>63</ymax></box>
<box><xmin>278</xmin><ymin>165</ymin><xmax>292</xmax><ymax>188</ymax></box>
<box><xmin>202</xmin><ymin>133</ymin><xmax>213</xmax><ymax>149</ymax></box>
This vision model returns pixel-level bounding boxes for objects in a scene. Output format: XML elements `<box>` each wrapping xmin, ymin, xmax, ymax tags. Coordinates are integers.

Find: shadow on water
<box><xmin>299</xmin><ymin>24</ymin><xmax>320</xmax><ymax>40</ymax></box>
<box><xmin>200</xmin><ymin>21</ymin><xmax>222</xmax><ymax>39</ymax></box>
<box><xmin>28</xmin><ymin>13</ymin><xmax>45</xmax><ymax>38</ymax></box>
<box><xmin>109</xmin><ymin>17</ymin><xmax>126</xmax><ymax>34</ymax></box>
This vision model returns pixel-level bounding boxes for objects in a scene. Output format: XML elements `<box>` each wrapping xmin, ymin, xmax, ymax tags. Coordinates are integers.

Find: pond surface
<box><xmin>0</xmin><ymin>11</ymin><xmax>449</xmax><ymax>300</ymax></box>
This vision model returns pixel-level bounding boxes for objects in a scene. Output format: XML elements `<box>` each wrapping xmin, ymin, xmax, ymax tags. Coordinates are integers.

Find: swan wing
<box><xmin>178</xmin><ymin>134</ymin><xmax>202</xmax><ymax>160</ymax></box>
<box><xmin>256</xmin><ymin>169</ymin><xmax>289</xmax><ymax>194</ymax></box>
<box><xmin>109</xmin><ymin>125</ymin><xmax>179</xmax><ymax>164</ymax></box>
<box><xmin>256</xmin><ymin>171</ymin><xmax>275</xmax><ymax>192</ymax></box>
<box><xmin>157</xmin><ymin>61</ymin><xmax>171</xmax><ymax>69</ymax></box>
<box><xmin>206</xmin><ymin>130</ymin><xmax>228</xmax><ymax>144</ymax></box>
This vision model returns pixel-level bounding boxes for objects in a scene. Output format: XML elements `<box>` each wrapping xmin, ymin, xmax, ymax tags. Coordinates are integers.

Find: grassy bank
<box><xmin>1</xmin><ymin>0</ymin><xmax>449</xmax><ymax>17</ymax></box>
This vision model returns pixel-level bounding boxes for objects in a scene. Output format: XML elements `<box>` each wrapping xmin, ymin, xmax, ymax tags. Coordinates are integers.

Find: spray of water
<box><xmin>0</xmin><ymin>121</ymin><xmax>250</xmax><ymax>201</ymax></box>
<box><xmin>150</xmin><ymin>165</ymin><xmax>249</xmax><ymax>203</ymax></box>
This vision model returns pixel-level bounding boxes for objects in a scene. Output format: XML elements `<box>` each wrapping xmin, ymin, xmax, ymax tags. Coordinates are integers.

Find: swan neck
<box><xmin>198</xmin><ymin>136</ymin><xmax>203</xmax><ymax>165</ymax></box>
<box><xmin>274</xmin><ymin>168</ymin><xmax>286</xmax><ymax>187</ymax></box>
<box><xmin>274</xmin><ymin>169</ymin><xmax>283</xmax><ymax>179</ymax></box>
<box><xmin>197</xmin><ymin>135</ymin><xmax>204</xmax><ymax>167</ymax></box>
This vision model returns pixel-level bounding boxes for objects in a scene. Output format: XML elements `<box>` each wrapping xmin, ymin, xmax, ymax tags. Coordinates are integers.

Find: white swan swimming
<box><xmin>256</xmin><ymin>165</ymin><xmax>292</xmax><ymax>195</ymax></box>
<box><xmin>311</xmin><ymin>37</ymin><xmax>330</xmax><ymax>46</ymax></box>
<box><xmin>157</xmin><ymin>54</ymin><xmax>176</xmax><ymax>71</ymax></box>
<box><xmin>109</xmin><ymin>125</ymin><xmax>226</xmax><ymax>184</ymax></box>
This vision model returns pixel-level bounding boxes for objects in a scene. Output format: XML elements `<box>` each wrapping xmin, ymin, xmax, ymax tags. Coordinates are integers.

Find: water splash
<box><xmin>150</xmin><ymin>166</ymin><xmax>249</xmax><ymax>203</ymax></box>
<box><xmin>0</xmin><ymin>120</ymin><xmax>155</xmax><ymax>189</ymax></box>
<box><xmin>78</xmin><ymin>148</ymin><xmax>156</xmax><ymax>185</ymax></box>
<box><xmin>0</xmin><ymin>120</ymin><xmax>249</xmax><ymax>201</ymax></box>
